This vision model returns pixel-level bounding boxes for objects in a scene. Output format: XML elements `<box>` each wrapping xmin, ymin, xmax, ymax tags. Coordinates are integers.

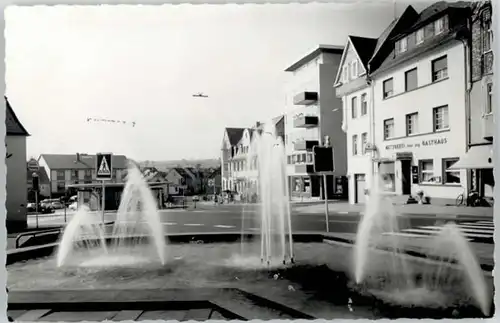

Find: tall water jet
<box><xmin>424</xmin><ymin>223</ymin><xmax>491</xmax><ymax>316</ymax></box>
<box><xmin>239</xmin><ymin>123</ymin><xmax>294</xmax><ymax>266</ymax></box>
<box><xmin>353</xmin><ymin>173</ymin><xmax>491</xmax><ymax>315</ymax></box>
<box><xmin>56</xmin><ymin>163</ymin><xmax>166</xmax><ymax>267</ymax></box>
<box><xmin>354</xmin><ymin>173</ymin><xmax>413</xmax><ymax>286</ymax></box>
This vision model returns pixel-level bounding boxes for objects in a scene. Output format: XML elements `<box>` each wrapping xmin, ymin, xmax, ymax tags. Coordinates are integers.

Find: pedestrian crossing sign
<box><xmin>96</xmin><ymin>153</ymin><xmax>113</xmax><ymax>180</ymax></box>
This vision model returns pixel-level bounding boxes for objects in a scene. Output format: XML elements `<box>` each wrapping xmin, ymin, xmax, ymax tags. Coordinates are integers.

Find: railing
<box><xmin>15</xmin><ymin>228</ymin><xmax>63</xmax><ymax>249</ymax></box>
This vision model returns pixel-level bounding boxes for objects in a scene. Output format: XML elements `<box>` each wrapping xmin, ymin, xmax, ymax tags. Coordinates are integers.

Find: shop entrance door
<box><xmin>401</xmin><ymin>160</ymin><xmax>412</xmax><ymax>195</ymax></box>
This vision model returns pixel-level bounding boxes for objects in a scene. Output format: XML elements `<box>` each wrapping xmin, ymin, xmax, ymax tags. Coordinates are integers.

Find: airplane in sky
<box><xmin>192</xmin><ymin>92</ymin><xmax>209</xmax><ymax>98</ymax></box>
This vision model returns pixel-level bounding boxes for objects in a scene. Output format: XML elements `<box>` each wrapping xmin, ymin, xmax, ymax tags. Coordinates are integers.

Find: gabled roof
<box><xmin>334</xmin><ymin>36</ymin><xmax>377</xmax><ymax>85</ymax></box>
<box><xmin>5</xmin><ymin>97</ymin><xmax>29</xmax><ymax>136</ymax></box>
<box><xmin>224</xmin><ymin>128</ymin><xmax>246</xmax><ymax>146</ymax></box>
<box><xmin>368</xmin><ymin>5</ymin><xmax>419</xmax><ymax>72</ymax></box>
<box><xmin>170</xmin><ymin>167</ymin><xmax>189</xmax><ymax>177</ymax></box>
<box><xmin>40</xmin><ymin>154</ymin><xmax>128</xmax><ymax>170</ymax></box>
<box><xmin>285</xmin><ymin>44</ymin><xmax>344</xmax><ymax>72</ymax></box>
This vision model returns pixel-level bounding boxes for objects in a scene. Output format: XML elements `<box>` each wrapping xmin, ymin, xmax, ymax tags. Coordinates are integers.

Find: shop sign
<box><xmin>385</xmin><ymin>137</ymin><xmax>448</xmax><ymax>151</ymax></box>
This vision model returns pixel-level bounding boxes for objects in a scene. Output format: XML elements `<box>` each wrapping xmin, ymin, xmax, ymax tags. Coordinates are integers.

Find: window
<box><xmin>352</xmin><ymin>135</ymin><xmax>358</xmax><ymax>155</ymax></box>
<box><xmin>433</xmin><ymin>106</ymin><xmax>449</xmax><ymax>131</ymax></box>
<box><xmin>399</xmin><ymin>36</ymin><xmax>408</xmax><ymax>53</ymax></box>
<box><xmin>71</xmin><ymin>170</ymin><xmax>78</xmax><ymax>179</ymax></box>
<box><xmin>443</xmin><ymin>158</ymin><xmax>461</xmax><ymax>184</ymax></box>
<box><xmin>383</xmin><ymin>119</ymin><xmax>394</xmax><ymax>140</ymax></box>
<box><xmin>434</xmin><ymin>17</ymin><xmax>445</xmax><ymax>35</ymax></box>
<box><xmin>342</xmin><ymin>65</ymin><xmax>349</xmax><ymax>82</ymax></box>
<box><xmin>361</xmin><ymin>132</ymin><xmax>368</xmax><ymax>154</ymax></box>
<box><xmin>383</xmin><ymin>78</ymin><xmax>394</xmax><ymax>99</ymax></box>
<box><xmin>405</xmin><ymin>68</ymin><xmax>418</xmax><ymax>91</ymax></box>
<box><xmin>416</xmin><ymin>28</ymin><xmax>424</xmax><ymax>44</ymax></box>
<box><xmin>351</xmin><ymin>60</ymin><xmax>358</xmax><ymax>78</ymax></box>
<box><xmin>361</xmin><ymin>93</ymin><xmax>368</xmax><ymax>115</ymax></box>
<box><xmin>351</xmin><ymin>96</ymin><xmax>358</xmax><ymax>119</ymax></box>
<box><xmin>56</xmin><ymin>171</ymin><xmax>65</xmax><ymax>180</ymax></box>
<box><xmin>406</xmin><ymin>113</ymin><xmax>418</xmax><ymax>136</ymax></box>
<box><xmin>306</xmin><ymin>153</ymin><xmax>313</xmax><ymax>163</ymax></box>
<box><xmin>486</xmin><ymin>83</ymin><xmax>493</xmax><ymax>114</ymax></box>
<box><xmin>431</xmin><ymin>55</ymin><xmax>448</xmax><ymax>82</ymax></box>
<box><xmin>57</xmin><ymin>181</ymin><xmax>66</xmax><ymax>192</ymax></box>
<box><xmin>483</xmin><ymin>19</ymin><xmax>493</xmax><ymax>53</ymax></box>
<box><xmin>84</xmin><ymin>169</ymin><xmax>92</xmax><ymax>177</ymax></box>
<box><xmin>419</xmin><ymin>160</ymin><xmax>434</xmax><ymax>183</ymax></box>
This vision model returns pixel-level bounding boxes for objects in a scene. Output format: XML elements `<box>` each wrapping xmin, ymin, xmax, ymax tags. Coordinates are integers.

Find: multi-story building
<box><xmin>336</xmin><ymin>2</ymin><xmax>478</xmax><ymax>205</ymax></box>
<box><xmin>37</xmin><ymin>153</ymin><xmax>128</xmax><ymax>198</ymax></box>
<box><xmin>451</xmin><ymin>0</ymin><xmax>494</xmax><ymax>200</ymax></box>
<box><xmin>284</xmin><ymin>45</ymin><xmax>347</xmax><ymax>201</ymax></box>
<box><xmin>220</xmin><ymin>117</ymin><xmax>284</xmax><ymax>199</ymax></box>
<box><xmin>5</xmin><ymin>97</ymin><xmax>30</xmax><ymax>232</ymax></box>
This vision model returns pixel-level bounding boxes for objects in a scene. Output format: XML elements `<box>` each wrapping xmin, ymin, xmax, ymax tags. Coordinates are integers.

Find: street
<box><xmin>26</xmin><ymin>204</ymin><xmax>494</xmax><ymax>243</ymax></box>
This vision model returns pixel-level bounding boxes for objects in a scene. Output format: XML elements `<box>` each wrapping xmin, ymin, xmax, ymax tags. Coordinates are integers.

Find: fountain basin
<box><xmin>7</xmin><ymin>236</ymin><xmax>494</xmax><ymax>319</ymax></box>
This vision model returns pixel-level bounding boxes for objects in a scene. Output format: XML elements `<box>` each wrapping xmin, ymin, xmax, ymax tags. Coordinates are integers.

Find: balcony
<box><xmin>294</xmin><ymin>140</ymin><xmax>319</xmax><ymax>151</ymax></box>
<box><xmin>294</xmin><ymin>164</ymin><xmax>315</xmax><ymax>174</ymax></box>
<box><xmin>294</xmin><ymin>115</ymin><xmax>319</xmax><ymax>128</ymax></box>
<box><xmin>293</xmin><ymin>91</ymin><xmax>318</xmax><ymax>105</ymax></box>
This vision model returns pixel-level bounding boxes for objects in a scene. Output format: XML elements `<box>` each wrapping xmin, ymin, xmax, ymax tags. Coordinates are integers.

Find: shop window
<box><xmin>419</xmin><ymin>160</ymin><xmax>435</xmax><ymax>183</ymax></box>
<box><xmin>442</xmin><ymin>158</ymin><xmax>460</xmax><ymax>184</ymax></box>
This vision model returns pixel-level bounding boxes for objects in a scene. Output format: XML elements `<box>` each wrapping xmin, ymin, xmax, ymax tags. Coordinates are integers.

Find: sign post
<box><xmin>313</xmin><ymin>145</ymin><xmax>335</xmax><ymax>233</ymax></box>
<box><xmin>29</xmin><ymin>159</ymin><xmax>40</xmax><ymax>229</ymax></box>
<box><xmin>208</xmin><ymin>179</ymin><xmax>215</xmax><ymax>204</ymax></box>
<box><xmin>96</xmin><ymin>153</ymin><xmax>113</xmax><ymax>224</ymax></box>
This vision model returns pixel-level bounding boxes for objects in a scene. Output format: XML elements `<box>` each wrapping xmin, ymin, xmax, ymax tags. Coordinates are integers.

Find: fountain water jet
<box><xmin>353</xmin><ymin>173</ymin><xmax>491</xmax><ymax>315</ymax></box>
<box><xmin>235</xmin><ymin>123</ymin><xmax>294</xmax><ymax>267</ymax></box>
<box><xmin>56</xmin><ymin>163</ymin><xmax>166</xmax><ymax>267</ymax></box>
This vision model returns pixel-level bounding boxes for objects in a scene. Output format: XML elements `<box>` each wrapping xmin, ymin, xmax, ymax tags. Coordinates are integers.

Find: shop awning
<box><xmin>448</xmin><ymin>145</ymin><xmax>494</xmax><ymax>170</ymax></box>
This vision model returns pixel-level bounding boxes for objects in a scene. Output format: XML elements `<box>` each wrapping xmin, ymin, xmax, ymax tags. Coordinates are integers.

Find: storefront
<box><xmin>448</xmin><ymin>143</ymin><xmax>494</xmax><ymax>199</ymax></box>
<box><xmin>375</xmin><ymin>133</ymin><xmax>467</xmax><ymax>205</ymax></box>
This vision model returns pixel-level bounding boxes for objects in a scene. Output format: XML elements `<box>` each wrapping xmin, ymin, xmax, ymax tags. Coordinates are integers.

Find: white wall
<box><xmin>373</xmin><ymin>42</ymin><xmax>468</xmax><ymax>200</ymax></box>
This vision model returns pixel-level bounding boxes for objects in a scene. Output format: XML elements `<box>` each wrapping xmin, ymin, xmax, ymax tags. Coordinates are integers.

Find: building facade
<box><xmin>284</xmin><ymin>45</ymin><xmax>347</xmax><ymax>200</ymax></box>
<box><xmin>5</xmin><ymin>97</ymin><xmax>29</xmax><ymax>232</ymax></box>
<box><xmin>37</xmin><ymin>153</ymin><xmax>128</xmax><ymax>198</ymax></box>
<box><xmin>451</xmin><ymin>1</ymin><xmax>494</xmax><ymax>200</ymax></box>
<box><xmin>336</xmin><ymin>2</ymin><xmax>476</xmax><ymax>205</ymax></box>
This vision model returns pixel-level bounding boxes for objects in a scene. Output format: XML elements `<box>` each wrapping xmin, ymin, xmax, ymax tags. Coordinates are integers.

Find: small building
<box><xmin>5</xmin><ymin>97</ymin><xmax>30</xmax><ymax>232</ymax></box>
<box><xmin>37</xmin><ymin>153</ymin><xmax>128</xmax><ymax>198</ymax></box>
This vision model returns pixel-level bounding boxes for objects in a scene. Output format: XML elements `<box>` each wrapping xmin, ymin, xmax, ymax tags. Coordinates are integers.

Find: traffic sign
<box><xmin>27</xmin><ymin>158</ymin><xmax>39</xmax><ymax>172</ymax></box>
<box><xmin>313</xmin><ymin>146</ymin><xmax>335</xmax><ymax>173</ymax></box>
<box><xmin>96</xmin><ymin>153</ymin><xmax>113</xmax><ymax>180</ymax></box>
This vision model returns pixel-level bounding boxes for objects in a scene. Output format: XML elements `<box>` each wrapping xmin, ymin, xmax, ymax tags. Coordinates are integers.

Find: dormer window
<box><xmin>399</xmin><ymin>36</ymin><xmax>408</xmax><ymax>53</ymax></box>
<box><xmin>351</xmin><ymin>60</ymin><xmax>358</xmax><ymax>78</ymax></box>
<box><xmin>434</xmin><ymin>17</ymin><xmax>445</xmax><ymax>35</ymax></box>
<box><xmin>416</xmin><ymin>28</ymin><xmax>424</xmax><ymax>45</ymax></box>
<box><xmin>342</xmin><ymin>65</ymin><xmax>349</xmax><ymax>82</ymax></box>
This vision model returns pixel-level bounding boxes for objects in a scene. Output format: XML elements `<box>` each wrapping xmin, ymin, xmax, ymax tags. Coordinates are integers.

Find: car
<box><xmin>51</xmin><ymin>201</ymin><xmax>64</xmax><ymax>209</ymax></box>
<box><xmin>68</xmin><ymin>202</ymin><xmax>78</xmax><ymax>211</ymax></box>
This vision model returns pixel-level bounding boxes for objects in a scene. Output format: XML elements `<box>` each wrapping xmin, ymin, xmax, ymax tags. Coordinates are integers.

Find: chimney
<box><xmin>76</xmin><ymin>153</ymin><xmax>80</xmax><ymax>161</ymax></box>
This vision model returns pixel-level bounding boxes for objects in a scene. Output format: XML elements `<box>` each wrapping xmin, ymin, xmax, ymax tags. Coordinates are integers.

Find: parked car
<box><xmin>51</xmin><ymin>201</ymin><xmax>64</xmax><ymax>209</ymax></box>
<box><xmin>68</xmin><ymin>202</ymin><xmax>78</xmax><ymax>211</ymax></box>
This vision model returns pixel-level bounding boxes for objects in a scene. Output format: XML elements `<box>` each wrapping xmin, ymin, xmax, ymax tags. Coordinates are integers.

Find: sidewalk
<box><xmin>294</xmin><ymin>201</ymin><xmax>494</xmax><ymax>218</ymax></box>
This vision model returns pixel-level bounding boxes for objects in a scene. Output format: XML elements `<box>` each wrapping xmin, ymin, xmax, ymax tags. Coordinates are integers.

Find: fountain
<box><xmin>56</xmin><ymin>163</ymin><xmax>166</xmax><ymax>267</ymax></box>
<box><xmin>234</xmin><ymin>123</ymin><xmax>294</xmax><ymax>267</ymax></box>
<box><xmin>353</xmin><ymin>172</ymin><xmax>491</xmax><ymax>315</ymax></box>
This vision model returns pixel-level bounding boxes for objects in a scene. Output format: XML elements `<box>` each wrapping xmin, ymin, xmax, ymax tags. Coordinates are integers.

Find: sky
<box><xmin>5</xmin><ymin>2</ymin><xmax>429</xmax><ymax>161</ymax></box>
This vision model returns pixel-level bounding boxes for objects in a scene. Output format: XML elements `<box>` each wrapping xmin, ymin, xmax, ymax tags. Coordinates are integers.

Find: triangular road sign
<box><xmin>98</xmin><ymin>157</ymin><xmax>111</xmax><ymax>175</ymax></box>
